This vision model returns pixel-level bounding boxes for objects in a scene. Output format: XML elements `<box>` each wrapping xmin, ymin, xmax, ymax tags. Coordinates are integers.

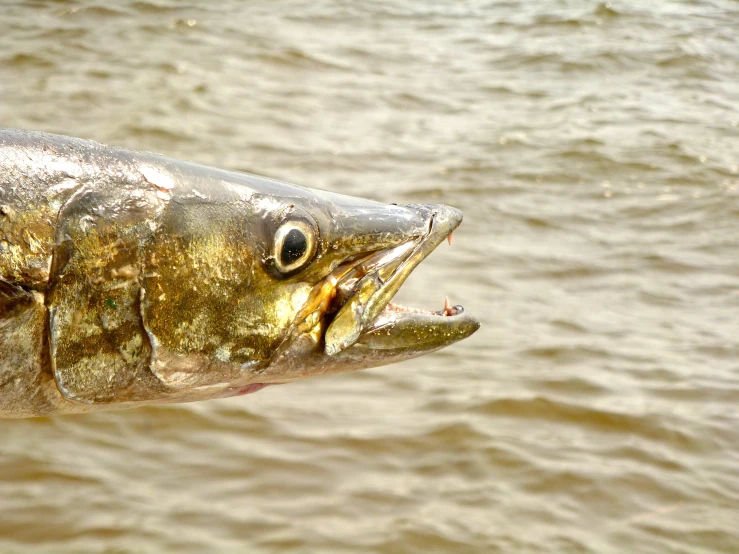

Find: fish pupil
<box><xmin>281</xmin><ymin>228</ymin><xmax>307</xmax><ymax>266</ymax></box>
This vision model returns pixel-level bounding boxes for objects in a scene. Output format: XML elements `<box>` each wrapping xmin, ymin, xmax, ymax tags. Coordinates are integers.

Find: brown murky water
<box><xmin>1</xmin><ymin>1</ymin><xmax>738</xmax><ymax>552</ymax></box>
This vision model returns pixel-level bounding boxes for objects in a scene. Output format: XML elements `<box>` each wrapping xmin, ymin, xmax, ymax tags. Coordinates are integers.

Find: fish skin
<box><xmin>0</xmin><ymin>129</ymin><xmax>478</xmax><ymax>418</ymax></box>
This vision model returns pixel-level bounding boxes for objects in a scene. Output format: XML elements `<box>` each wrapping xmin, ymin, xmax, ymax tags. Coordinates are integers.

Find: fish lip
<box><xmin>324</xmin><ymin>204</ymin><xmax>475</xmax><ymax>354</ymax></box>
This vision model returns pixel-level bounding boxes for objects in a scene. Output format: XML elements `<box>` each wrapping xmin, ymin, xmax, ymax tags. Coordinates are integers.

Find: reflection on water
<box><xmin>1</xmin><ymin>1</ymin><xmax>738</xmax><ymax>552</ymax></box>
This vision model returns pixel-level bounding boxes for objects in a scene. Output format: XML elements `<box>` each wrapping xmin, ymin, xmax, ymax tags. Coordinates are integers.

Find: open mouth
<box><xmin>275</xmin><ymin>204</ymin><xmax>478</xmax><ymax>360</ymax></box>
<box><xmin>322</xmin><ymin>206</ymin><xmax>474</xmax><ymax>355</ymax></box>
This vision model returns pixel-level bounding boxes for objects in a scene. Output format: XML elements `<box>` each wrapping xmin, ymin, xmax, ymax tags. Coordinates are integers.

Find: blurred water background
<box><xmin>1</xmin><ymin>1</ymin><xmax>738</xmax><ymax>552</ymax></box>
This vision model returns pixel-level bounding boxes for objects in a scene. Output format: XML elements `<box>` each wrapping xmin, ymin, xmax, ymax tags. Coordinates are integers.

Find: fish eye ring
<box><xmin>273</xmin><ymin>219</ymin><xmax>317</xmax><ymax>274</ymax></box>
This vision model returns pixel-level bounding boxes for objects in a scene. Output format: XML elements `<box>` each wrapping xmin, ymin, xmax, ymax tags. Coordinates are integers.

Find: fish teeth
<box><xmin>387</xmin><ymin>302</ymin><xmax>435</xmax><ymax>315</ymax></box>
<box><xmin>384</xmin><ymin>300</ymin><xmax>457</xmax><ymax>316</ymax></box>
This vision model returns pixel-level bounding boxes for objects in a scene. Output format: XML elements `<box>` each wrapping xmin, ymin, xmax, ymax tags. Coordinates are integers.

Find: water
<box><xmin>1</xmin><ymin>1</ymin><xmax>738</xmax><ymax>552</ymax></box>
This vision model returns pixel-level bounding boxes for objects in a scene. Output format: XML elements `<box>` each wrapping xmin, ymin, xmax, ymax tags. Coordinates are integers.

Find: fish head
<box><xmin>234</xmin><ymin>185</ymin><xmax>479</xmax><ymax>390</ymax></box>
<box><xmin>258</xmin><ymin>193</ymin><xmax>481</xmax><ymax>386</ymax></box>
<box><xmin>141</xmin><ymin>169</ymin><xmax>479</xmax><ymax>401</ymax></box>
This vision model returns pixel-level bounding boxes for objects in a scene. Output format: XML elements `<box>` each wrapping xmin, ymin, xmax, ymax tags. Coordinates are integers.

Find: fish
<box><xmin>0</xmin><ymin>129</ymin><xmax>479</xmax><ymax>418</ymax></box>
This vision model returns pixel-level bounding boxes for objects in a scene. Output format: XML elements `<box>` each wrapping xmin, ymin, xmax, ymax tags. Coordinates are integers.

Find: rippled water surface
<box><xmin>1</xmin><ymin>1</ymin><xmax>738</xmax><ymax>552</ymax></box>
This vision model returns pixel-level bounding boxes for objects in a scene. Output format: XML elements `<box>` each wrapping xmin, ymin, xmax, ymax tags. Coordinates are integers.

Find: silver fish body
<box><xmin>0</xmin><ymin>129</ymin><xmax>478</xmax><ymax>418</ymax></box>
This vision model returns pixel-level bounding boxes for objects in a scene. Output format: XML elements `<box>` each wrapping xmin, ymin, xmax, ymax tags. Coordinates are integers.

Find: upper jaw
<box><xmin>324</xmin><ymin>204</ymin><xmax>473</xmax><ymax>355</ymax></box>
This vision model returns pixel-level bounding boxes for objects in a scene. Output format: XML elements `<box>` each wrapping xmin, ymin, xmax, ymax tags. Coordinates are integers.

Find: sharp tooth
<box><xmin>447</xmin><ymin>232</ymin><xmax>454</xmax><ymax>246</ymax></box>
<box><xmin>443</xmin><ymin>296</ymin><xmax>452</xmax><ymax>315</ymax></box>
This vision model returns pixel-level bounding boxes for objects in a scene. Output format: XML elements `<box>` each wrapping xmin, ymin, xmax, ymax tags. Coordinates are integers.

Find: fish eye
<box><xmin>273</xmin><ymin>219</ymin><xmax>317</xmax><ymax>274</ymax></box>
